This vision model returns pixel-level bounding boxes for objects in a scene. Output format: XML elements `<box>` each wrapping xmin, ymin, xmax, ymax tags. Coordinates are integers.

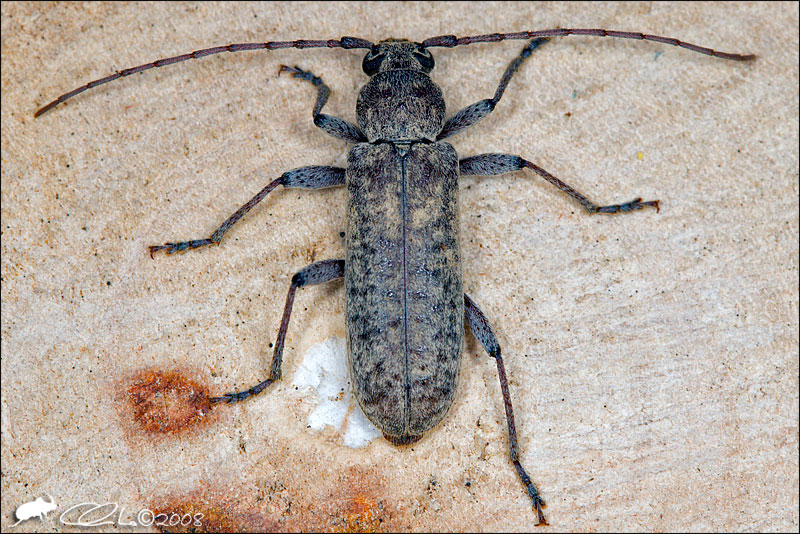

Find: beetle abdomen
<box><xmin>346</xmin><ymin>141</ymin><xmax>462</xmax><ymax>443</ymax></box>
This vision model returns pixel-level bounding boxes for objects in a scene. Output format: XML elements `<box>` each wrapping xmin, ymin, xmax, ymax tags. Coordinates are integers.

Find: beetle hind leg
<box><xmin>464</xmin><ymin>293</ymin><xmax>548</xmax><ymax>526</ymax></box>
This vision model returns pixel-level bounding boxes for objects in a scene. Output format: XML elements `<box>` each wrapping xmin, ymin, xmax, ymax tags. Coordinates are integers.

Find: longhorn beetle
<box><xmin>36</xmin><ymin>28</ymin><xmax>754</xmax><ymax>525</ymax></box>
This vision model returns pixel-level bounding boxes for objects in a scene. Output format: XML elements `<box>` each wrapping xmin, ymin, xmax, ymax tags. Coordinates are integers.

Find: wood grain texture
<box><xmin>2</xmin><ymin>2</ymin><xmax>796</xmax><ymax>531</ymax></box>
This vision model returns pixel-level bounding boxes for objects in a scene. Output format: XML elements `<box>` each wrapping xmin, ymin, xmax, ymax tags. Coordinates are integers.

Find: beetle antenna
<box><xmin>34</xmin><ymin>36</ymin><xmax>373</xmax><ymax>117</ymax></box>
<box><xmin>422</xmin><ymin>28</ymin><xmax>755</xmax><ymax>61</ymax></box>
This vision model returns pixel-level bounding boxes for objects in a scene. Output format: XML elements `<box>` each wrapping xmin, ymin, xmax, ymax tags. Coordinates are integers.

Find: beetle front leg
<box><xmin>438</xmin><ymin>38</ymin><xmax>549</xmax><ymax>140</ymax></box>
<box><xmin>460</xmin><ymin>154</ymin><xmax>659</xmax><ymax>214</ymax></box>
<box><xmin>148</xmin><ymin>166</ymin><xmax>345</xmax><ymax>257</ymax></box>
<box><xmin>464</xmin><ymin>294</ymin><xmax>547</xmax><ymax>526</ymax></box>
<box><xmin>210</xmin><ymin>259</ymin><xmax>345</xmax><ymax>404</ymax></box>
<box><xmin>279</xmin><ymin>65</ymin><xmax>366</xmax><ymax>143</ymax></box>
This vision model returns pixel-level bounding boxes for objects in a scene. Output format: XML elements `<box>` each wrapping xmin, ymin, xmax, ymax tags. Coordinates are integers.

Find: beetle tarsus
<box><xmin>595</xmin><ymin>197</ymin><xmax>660</xmax><ymax>214</ymax></box>
<box><xmin>534</xmin><ymin>497</ymin><xmax>548</xmax><ymax>526</ymax></box>
<box><xmin>209</xmin><ymin>379</ymin><xmax>274</xmax><ymax>404</ymax></box>
<box><xmin>148</xmin><ymin>238</ymin><xmax>217</xmax><ymax>257</ymax></box>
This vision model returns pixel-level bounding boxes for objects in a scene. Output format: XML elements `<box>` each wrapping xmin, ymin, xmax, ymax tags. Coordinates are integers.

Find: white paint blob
<box><xmin>291</xmin><ymin>337</ymin><xmax>382</xmax><ymax>448</ymax></box>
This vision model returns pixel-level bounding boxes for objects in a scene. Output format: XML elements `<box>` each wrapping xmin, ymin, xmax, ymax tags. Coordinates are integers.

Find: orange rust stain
<box><xmin>323</xmin><ymin>467</ymin><xmax>390</xmax><ymax>533</ymax></box>
<box><xmin>149</xmin><ymin>467</ymin><xmax>394</xmax><ymax>533</ymax></box>
<box><xmin>152</xmin><ymin>491</ymin><xmax>279</xmax><ymax>533</ymax></box>
<box><xmin>127</xmin><ymin>369</ymin><xmax>213</xmax><ymax>434</ymax></box>
<box><xmin>329</xmin><ymin>492</ymin><xmax>386</xmax><ymax>533</ymax></box>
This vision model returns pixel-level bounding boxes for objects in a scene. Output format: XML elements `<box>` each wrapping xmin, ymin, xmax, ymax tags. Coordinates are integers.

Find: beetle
<box><xmin>35</xmin><ymin>28</ymin><xmax>754</xmax><ymax>525</ymax></box>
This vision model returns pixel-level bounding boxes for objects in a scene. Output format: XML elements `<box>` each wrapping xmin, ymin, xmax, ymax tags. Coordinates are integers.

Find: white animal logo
<box><xmin>12</xmin><ymin>494</ymin><xmax>56</xmax><ymax>527</ymax></box>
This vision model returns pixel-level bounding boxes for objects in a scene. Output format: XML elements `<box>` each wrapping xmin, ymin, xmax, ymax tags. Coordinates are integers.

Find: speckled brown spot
<box><xmin>318</xmin><ymin>467</ymin><xmax>392</xmax><ymax>533</ymax></box>
<box><xmin>127</xmin><ymin>370</ymin><xmax>213</xmax><ymax>434</ymax></box>
<box><xmin>151</xmin><ymin>487</ymin><xmax>279</xmax><ymax>533</ymax></box>
<box><xmin>149</xmin><ymin>467</ymin><xmax>393</xmax><ymax>533</ymax></box>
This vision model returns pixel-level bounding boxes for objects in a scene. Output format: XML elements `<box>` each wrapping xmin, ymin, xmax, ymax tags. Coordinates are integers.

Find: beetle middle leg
<box><xmin>464</xmin><ymin>294</ymin><xmax>547</xmax><ymax>526</ymax></box>
<box><xmin>210</xmin><ymin>259</ymin><xmax>345</xmax><ymax>404</ymax></box>
<box><xmin>460</xmin><ymin>153</ymin><xmax>660</xmax><ymax>213</ymax></box>
<box><xmin>148</xmin><ymin>166</ymin><xmax>345</xmax><ymax>256</ymax></box>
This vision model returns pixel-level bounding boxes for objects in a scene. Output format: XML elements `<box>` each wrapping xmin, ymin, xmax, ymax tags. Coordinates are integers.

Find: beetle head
<box><xmin>356</xmin><ymin>39</ymin><xmax>445</xmax><ymax>142</ymax></box>
<box><xmin>362</xmin><ymin>39</ymin><xmax>434</xmax><ymax>76</ymax></box>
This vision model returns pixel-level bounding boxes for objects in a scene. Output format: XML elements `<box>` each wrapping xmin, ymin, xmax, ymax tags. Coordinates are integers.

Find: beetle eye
<box><xmin>362</xmin><ymin>51</ymin><xmax>386</xmax><ymax>75</ymax></box>
<box><xmin>413</xmin><ymin>48</ymin><xmax>434</xmax><ymax>72</ymax></box>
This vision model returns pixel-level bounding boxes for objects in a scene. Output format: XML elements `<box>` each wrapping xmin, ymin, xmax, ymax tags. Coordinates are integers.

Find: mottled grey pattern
<box><xmin>346</xmin><ymin>141</ymin><xmax>461</xmax><ymax>444</ymax></box>
<box><xmin>357</xmin><ymin>69</ymin><xmax>445</xmax><ymax>142</ymax></box>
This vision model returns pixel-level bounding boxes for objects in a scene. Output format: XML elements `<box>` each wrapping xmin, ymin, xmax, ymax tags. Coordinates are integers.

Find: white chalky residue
<box><xmin>291</xmin><ymin>337</ymin><xmax>381</xmax><ymax>448</ymax></box>
<box><xmin>343</xmin><ymin>398</ymin><xmax>383</xmax><ymax>448</ymax></box>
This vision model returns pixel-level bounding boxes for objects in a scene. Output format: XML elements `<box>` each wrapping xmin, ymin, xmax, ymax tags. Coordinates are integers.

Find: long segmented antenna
<box><xmin>34</xmin><ymin>37</ymin><xmax>373</xmax><ymax>117</ymax></box>
<box><xmin>422</xmin><ymin>28</ymin><xmax>756</xmax><ymax>61</ymax></box>
<box><xmin>35</xmin><ymin>28</ymin><xmax>755</xmax><ymax>118</ymax></box>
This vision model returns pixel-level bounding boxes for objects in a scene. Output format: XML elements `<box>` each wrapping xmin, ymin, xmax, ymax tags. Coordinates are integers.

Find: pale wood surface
<box><xmin>2</xmin><ymin>2</ymin><xmax>797</xmax><ymax>531</ymax></box>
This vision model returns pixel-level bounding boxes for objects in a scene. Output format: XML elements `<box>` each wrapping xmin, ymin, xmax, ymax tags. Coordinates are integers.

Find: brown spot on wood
<box><xmin>151</xmin><ymin>485</ymin><xmax>279</xmax><ymax>533</ymax></box>
<box><xmin>127</xmin><ymin>369</ymin><xmax>213</xmax><ymax>434</ymax></box>
<box><xmin>150</xmin><ymin>467</ymin><xmax>394</xmax><ymax>533</ymax></box>
<box><xmin>322</xmin><ymin>467</ymin><xmax>392</xmax><ymax>533</ymax></box>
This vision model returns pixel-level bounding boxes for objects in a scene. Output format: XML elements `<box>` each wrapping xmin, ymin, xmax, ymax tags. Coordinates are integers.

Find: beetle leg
<box><xmin>210</xmin><ymin>259</ymin><xmax>345</xmax><ymax>404</ymax></box>
<box><xmin>148</xmin><ymin>166</ymin><xmax>345</xmax><ymax>257</ymax></box>
<box><xmin>460</xmin><ymin>153</ymin><xmax>660</xmax><ymax>213</ymax></box>
<box><xmin>464</xmin><ymin>294</ymin><xmax>548</xmax><ymax>526</ymax></box>
<box><xmin>279</xmin><ymin>65</ymin><xmax>366</xmax><ymax>143</ymax></box>
<box><xmin>437</xmin><ymin>38</ymin><xmax>549</xmax><ymax>140</ymax></box>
